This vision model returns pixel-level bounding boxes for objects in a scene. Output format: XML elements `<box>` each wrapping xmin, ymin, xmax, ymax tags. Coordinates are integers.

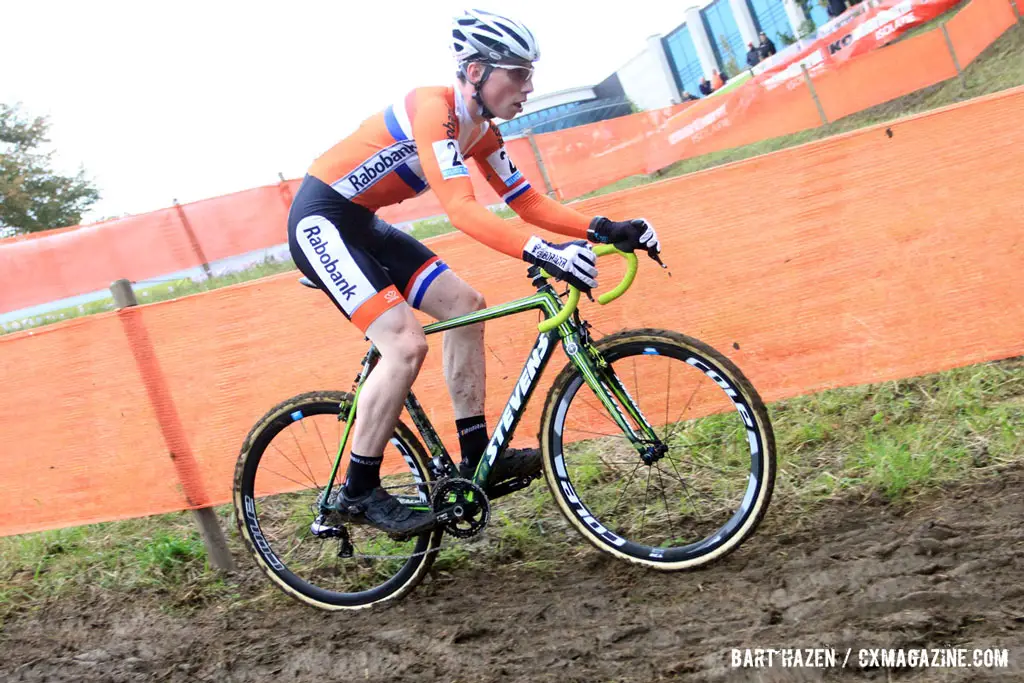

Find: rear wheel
<box><xmin>233</xmin><ymin>391</ymin><xmax>440</xmax><ymax>609</ymax></box>
<box><xmin>539</xmin><ymin>329</ymin><xmax>775</xmax><ymax>570</ymax></box>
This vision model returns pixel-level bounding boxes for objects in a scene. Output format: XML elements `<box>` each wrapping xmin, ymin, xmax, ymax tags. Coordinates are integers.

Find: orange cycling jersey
<box><xmin>307</xmin><ymin>85</ymin><xmax>591</xmax><ymax>258</ymax></box>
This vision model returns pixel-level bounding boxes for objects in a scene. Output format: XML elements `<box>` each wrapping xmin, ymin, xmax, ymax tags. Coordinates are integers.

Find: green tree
<box><xmin>0</xmin><ymin>103</ymin><xmax>99</xmax><ymax>235</ymax></box>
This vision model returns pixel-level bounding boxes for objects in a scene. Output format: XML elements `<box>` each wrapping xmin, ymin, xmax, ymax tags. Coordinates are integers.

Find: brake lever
<box><xmin>649</xmin><ymin>249</ymin><xmax>670</xmax><ymax>275</ymax></box>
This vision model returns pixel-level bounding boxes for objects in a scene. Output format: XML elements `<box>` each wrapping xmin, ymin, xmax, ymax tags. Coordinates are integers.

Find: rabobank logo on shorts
<box><xmin>302</xmin><ymin>224</ymin><xmax>359</xmax><ymax>301</ymax></box>
<box><xmin>341</xmin><ymin>142</ymin><xmax>418</xmax><ymax>197</ymax></box>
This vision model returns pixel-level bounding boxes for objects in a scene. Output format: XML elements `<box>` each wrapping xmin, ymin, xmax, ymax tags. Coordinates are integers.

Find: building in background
<box><xmin>496</xmin><ymin>73</ymin><xmax>633</xmax><ymax>137</ymax></box>
<box><xmin>502</xmin><ymin>0</ymin><xmax>833</xmax><ymax>139</ymax></box>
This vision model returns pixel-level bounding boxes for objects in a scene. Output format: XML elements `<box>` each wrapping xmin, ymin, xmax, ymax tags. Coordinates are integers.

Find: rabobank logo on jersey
<box><xmin>340</xmin><ymin>142</ymin><xmax>418</xmax><ymax>197</ymax></box>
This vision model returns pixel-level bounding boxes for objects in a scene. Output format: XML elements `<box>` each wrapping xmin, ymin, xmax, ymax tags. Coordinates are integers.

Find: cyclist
<box><xmin>287</xmin><ymin>8</ymin><xmax>661</xmax><ymax>536</ymax></box>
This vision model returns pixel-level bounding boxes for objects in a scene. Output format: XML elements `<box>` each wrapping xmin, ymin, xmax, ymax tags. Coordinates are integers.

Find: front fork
<box><xmin>562</xmin><ymin>319</ymin><xmax>666</xmax><ymax>463</ymax></box>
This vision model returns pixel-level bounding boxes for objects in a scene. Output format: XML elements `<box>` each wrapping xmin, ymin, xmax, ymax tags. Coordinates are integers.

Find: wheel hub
<box><xmin>640</xmin><ymin>441</ymin><xmax>669</xmax><ymax>465</ymax></box>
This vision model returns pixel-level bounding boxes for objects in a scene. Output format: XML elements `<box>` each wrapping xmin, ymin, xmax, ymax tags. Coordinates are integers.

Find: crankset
<box><xmin>431</xmin><ymin>478</ymin><xmax>490</xmax><ymax>539</ymax></box>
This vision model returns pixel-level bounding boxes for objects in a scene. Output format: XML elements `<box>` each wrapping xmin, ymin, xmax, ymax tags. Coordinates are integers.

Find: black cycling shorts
<box><xmin>287</xmin><ymin>175</ymin><xmax>449</xmax><ymax>332</ymax></box>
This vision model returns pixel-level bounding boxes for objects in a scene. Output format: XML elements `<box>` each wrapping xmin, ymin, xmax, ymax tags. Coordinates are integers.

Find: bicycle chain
<box><xmin>324</xmin><ymin>477</ymin><xmax>487</xmax><ymax>562</ymax></box>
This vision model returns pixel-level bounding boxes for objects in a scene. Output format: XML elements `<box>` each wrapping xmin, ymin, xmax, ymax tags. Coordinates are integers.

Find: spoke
<box><xmin>258</xmin><ymin>464</ymin><xmax>313</xmax><ymax>491</ymax></box>
<box><xmin>664</xmin><ymin>454</ymin><xmax>715</xmax><ymax>516</ymax></box>
<box><xmin>653</xmin><ymin>463</ymin><xmax>679</xmax><ymax>546</ymax></box>
<box><xmin>312</xmin><ymin>418</ymin><xmax>334</xmax><ymax>474</ymax></box>
<box><xmin>607</xmin><ymin>461</ymin><xmax>644</xmax><ymax>520</ymax></box>
<box><xmin>563</xmin><ymin>426</ymin><xmax>630</xmax><ymax>440</ymax></box>
<box><xmin>266</xmin><ymin>444</ymin><xmax>317</xmax><ymax>491</ymax></box>
<box><xmin>674</xmin><ymin>436</ymin><xmax>734</xmax><ymax>451</ymax></box>
<box><xmin>664</xmin><ymin>453</ymin><xmax>737</xmax><ymax>478</ymax></box>
<box><xmin>640</xmin><ymin>465</ymin><xmax>653</xmax><ymax>540</ymax></box>
<box><xmin>289</xmin><ymin>427</ymin><xmax>320</xmax><ymax>489</ymax></box>
<box><xmin>663</xmin><ymin>358</ymin><xmax>672</xmax><ymax>442</ymax></box>
<box><xmin>664</xmin><ymin>376</ymin><xmax>706</xmax><ymax>444</ymax></box>
<box><xmin>280</xmin><ymin>525</ymin><xmax>315</xmax><ymax>563</ymax></box>
<box><xmin>578</xmin><ymin>393</ymin><xmax>624</xmax><ymax>431</ymax></box>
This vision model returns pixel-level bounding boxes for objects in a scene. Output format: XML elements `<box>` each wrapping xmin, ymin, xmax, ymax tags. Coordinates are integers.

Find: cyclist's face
<box><xmin>482</xmin><ymin>63</ymin><xmax>534</xmax><ymax>120</ymax></box>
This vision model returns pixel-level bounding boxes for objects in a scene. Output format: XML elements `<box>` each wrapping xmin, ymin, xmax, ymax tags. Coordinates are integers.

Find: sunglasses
<box><xmin>489</xmin><ymin>62</ymin><xmax>534</xmax><ymax>84</ymax></box>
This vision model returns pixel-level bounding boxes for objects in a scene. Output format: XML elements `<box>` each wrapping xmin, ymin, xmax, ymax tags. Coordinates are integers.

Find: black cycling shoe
<box><xmin>459</xmin><ymin>447</ymin><xmax>543</xmax><ymax>485</ymax></box>
<box><xmin>336</xmin><ymin>486</ymin><xmax>436</xmax><ymax>537</ymax></box>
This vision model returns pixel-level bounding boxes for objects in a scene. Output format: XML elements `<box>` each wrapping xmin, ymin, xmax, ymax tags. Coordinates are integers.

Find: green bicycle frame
<box><xmin>320</xmin><ymin>247</ymin><xmax>659</xmax><ymax>506</ymax></box>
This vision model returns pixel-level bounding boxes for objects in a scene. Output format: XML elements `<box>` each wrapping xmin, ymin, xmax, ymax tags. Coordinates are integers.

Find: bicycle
<box><xmin>233</xmin><ymin>245</ymin><xmax>776</xmax><ymax>610</ymax></box>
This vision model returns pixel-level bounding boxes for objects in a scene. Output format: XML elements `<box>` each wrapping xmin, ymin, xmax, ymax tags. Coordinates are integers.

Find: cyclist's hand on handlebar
<box><xmin>523</xmin><ymin>236</ymin><xmax>598</xmax><ymax>293</ymax></box>
<box><xmin>588</xmin><ymin>216</ymin><xmax>661</xmax><ymax>261</ymax></box>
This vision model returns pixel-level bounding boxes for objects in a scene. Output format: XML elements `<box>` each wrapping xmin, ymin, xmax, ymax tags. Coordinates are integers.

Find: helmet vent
<box><xmin>494</xmin><ymin>22</ymin><xmax>529</xmax><ymax>51</ymax></box>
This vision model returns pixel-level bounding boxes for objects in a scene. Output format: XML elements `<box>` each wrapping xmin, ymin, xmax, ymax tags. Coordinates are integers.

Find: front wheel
<box><xmin>539</xmin><ymin>329</ymin><xmax>776</xmax><ymax>570</ymax></box>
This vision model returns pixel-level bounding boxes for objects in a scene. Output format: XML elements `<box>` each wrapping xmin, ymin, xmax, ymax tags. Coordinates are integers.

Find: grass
<box><xmin>1</xmin><ymin>356</ymin><xmax>1020</xmax><ymax>623</ymax></box>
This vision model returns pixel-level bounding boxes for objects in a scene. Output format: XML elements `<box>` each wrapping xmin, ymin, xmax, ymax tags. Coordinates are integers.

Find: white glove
<box><xmin>523</xmin><ymin>236</ymin><xmax>598</xmax><ymax>292</ymax></box>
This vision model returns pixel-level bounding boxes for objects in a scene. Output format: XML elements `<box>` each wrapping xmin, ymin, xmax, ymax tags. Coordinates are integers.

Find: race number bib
<box><xmin>432</xmin><ymin>140</ymin><xmax>470</xmax><ymax>180</ymax></box>
<box><xmin>486</xmin><ymin>148</ymin><xmax>523</xmax><ymax>187</ymax></box>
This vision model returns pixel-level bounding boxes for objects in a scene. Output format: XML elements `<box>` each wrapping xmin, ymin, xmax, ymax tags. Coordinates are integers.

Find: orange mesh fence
<box><xmin>0</xmin><ymin>315</ymin><xmax>184</xmax><ymax>533</ymax></box>
<box><xmin>946</xmin><ymin>0</ymin><xmax>1019</xmax><ymax>66</ymax></box>
<box><xmin>2</xmin><ymin>86</ymin><xmax>1023</xmax><ymax>537</ymax></box>
<box><xmin>646</xmin><ymin>79</ymin><xmax>824</xmax><ymax>173</ymax></box>
<box><xmin>0</xmin><ymin>207</ymin><xmax>200</xmax><ymax>314</ymax></box>
<box><xmin>811</xmin><ymin>27</ymin><xmax>957</xmax><ymax>122</ymax></box>
<box><xmin>531</xmin><ymin>102</ymin><xmax>696</xmax><ymax>201</ymax></box>
<box><xmin>179</xmin><ymin>185</ymin><xmax>291</xmax><ymax>263</ymax></box>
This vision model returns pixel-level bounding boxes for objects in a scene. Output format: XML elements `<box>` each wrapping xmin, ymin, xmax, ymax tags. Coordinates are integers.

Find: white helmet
<box><xmin>451</xmin><ymin>9</ymin><xmax>540</xmax><ymax>65</ymax></box>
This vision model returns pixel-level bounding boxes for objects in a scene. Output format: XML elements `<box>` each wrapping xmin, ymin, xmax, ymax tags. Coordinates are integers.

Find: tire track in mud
<box><xmin>3</xmin><ymin>466</ymin><xmax>1022</xmax><ymax>682</ymax></box>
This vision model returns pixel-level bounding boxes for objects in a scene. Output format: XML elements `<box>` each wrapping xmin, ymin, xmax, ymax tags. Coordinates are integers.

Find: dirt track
<box><xmin>3</xmin><ymin>466</ymin><xmax>1022</xmax><ymax>683</ymax></box>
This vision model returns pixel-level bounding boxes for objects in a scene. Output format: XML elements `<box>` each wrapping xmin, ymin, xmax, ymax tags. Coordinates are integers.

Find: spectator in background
<box><xmin>746</xmin><ymin>42</ymin><xmax>761</xmax><ymax>69</ymax></box>
<box><xmin>699</xmin><ymin>77</ymin><xmax>712</xmax><ymax>96</ymax></box>
<box><xmin>680</xmin><ymin>90</ymin><xmax>698</xmax><ymax>102</ymax></box>
<box><xmin>828</xmin><ymin>0</ymin><xmax>848</xmax><ymax>17</ymax></box>
<box><xmin>711</xmin><ymin>69</ymin><xmax>725</xmax><ymax>90</ymax></box>
<box><xmin>758</xmin><ymin>31</ymin><xmax>777</xmax><ymax>60</ymax></box>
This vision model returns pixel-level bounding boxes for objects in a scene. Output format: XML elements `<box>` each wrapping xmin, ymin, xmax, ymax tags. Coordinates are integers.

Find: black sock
<box><xmin>456</xmin><ymin>415</ymin><xmax>488</xmax><ymax>469</ymax></box>
<box><xmin>344</xmin><ymin>453</ymin><xmax>383</xmax><ymax>497</ymax></box>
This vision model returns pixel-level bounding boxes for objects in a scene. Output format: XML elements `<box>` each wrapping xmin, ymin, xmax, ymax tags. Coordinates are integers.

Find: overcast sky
<box><xmin>3</xmin><ymin>1</ymin><xmax>692</xmax><ymax>222</ymax></box>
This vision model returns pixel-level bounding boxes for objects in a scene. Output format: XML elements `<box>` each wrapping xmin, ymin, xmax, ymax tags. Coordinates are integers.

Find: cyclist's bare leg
<box><xmin>350</xmin><ymin>303</ymin><xmax>428</xmax><ymax>458</ymax></box>
<box><xmin>416</xmin><ymin>269</ymin><xmax>486</xmax><ymax>419</ymax></box>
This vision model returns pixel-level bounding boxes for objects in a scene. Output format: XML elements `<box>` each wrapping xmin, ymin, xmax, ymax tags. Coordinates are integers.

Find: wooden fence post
<box><xmin>801</xmin><ymin>64</ymin><xmax>829</xmax><ymax>126</ymax></box>
<box><xmin>277</xmin><ymin>172</ymin><xmax>294</xmax><ymax>209</ymax></box>
<box><xmin>940</xmin><ymin>23</ymin><xmax>965</xmax><ymax>87</ymax></box>
<box><xmin>110</xmin><ymin>278</ymin><xmax>235</xmax><ymax>571</ymax></box>
<box><xmin>525</xmin><ymin>129</ymin><xmax>557</xmax><ymax>198</ymax></box>
<box><xmin>173</xmin><ymin>199</ymin><xmax>212</xmax><ymax>280</ymax></box>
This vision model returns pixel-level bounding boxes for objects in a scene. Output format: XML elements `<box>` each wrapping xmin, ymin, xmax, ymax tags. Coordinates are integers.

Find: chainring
<box><xmin>431</xmin><ymin>478</ymin><xmax>490</xmax><ymax>539</ymax></box>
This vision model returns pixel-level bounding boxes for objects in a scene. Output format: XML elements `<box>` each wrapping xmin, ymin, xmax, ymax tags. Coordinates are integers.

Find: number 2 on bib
<box><xmin>433</xmin><ymin>140</ymin><xmax>470</xmax><ymax>180</ymax></box>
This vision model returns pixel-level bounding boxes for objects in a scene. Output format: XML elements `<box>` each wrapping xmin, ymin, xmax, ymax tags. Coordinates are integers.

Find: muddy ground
<box><xmin>3</xmin><ymin>465</ymin><xmax>1022</xmax><ymax>683</ymax></box>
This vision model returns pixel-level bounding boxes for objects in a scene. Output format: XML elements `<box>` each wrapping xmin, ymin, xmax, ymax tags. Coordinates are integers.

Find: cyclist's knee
<box><xmin>398</xmin><ymin>332</ymin><xmax>429</xmax><ymax>370</ymax></box>
<box><xmin>367</xmin><ymin>306</ymin><xmax>427</xmax><ymax>369</ymax></box>
<box><xmin>463</xmin><ymin>288</ymin><xmax>486</xmax><ymax>314</ymax></box>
